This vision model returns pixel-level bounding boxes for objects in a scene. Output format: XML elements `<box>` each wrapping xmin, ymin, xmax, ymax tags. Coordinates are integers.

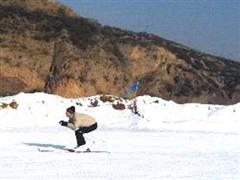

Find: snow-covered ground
<box><xmin>0</xmin><ymin>93</ymin><xmax>239</xmax><ymax>179</ymax></box>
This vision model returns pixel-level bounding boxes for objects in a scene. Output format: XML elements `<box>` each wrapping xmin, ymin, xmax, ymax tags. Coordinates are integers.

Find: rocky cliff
<box><xmin>0</xmin><ymin>0</ymin><xmax>240</xmax><ymax>104</ymax></box>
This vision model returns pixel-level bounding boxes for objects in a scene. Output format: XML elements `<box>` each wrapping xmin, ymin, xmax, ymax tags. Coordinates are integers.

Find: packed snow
<box><xmin>0</xmin><ymin>92</ymin><xmax>239</xmax><ymax>179</ymax></box>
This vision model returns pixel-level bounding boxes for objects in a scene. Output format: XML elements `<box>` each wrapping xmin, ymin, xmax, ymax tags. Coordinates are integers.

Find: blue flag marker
<box><xmin>124</xmin><ymin>81</ymin><xmax>140</xmax><ymax>98</ymax></box>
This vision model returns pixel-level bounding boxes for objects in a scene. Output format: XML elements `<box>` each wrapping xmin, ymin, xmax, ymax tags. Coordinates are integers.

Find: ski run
<box><xmin>0</xmin><ymin>92</ymin><xmax>239</xmax><ymax>179</ymax></box>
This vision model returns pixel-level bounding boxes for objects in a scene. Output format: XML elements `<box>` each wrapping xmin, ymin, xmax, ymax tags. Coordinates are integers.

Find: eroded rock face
<box><xmin>0</xmin><ymin>0</ymin><xmax>240</xmax><ymax>105</ymax></box>
<box><xmin>45</xmin><ymin>39</ymin><xmax>166</xmax><ymax>98</ymax></box>
<box><xmin>0</xmin><ymin>64</ymin><xmax>44</xmax><ymax>94</ymax></box>
<box><xmin>137</xmin><ymin>44</ymin><xmax>240</xmax><ymax>104</ymax></box>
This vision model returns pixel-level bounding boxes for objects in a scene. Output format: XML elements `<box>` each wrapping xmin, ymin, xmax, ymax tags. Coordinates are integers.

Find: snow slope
<box><xmin>0</xmin><ymin>93</ymin><xmax>239</xmax><ymax>179</ymax></box>
<box><xmin>1</xmin><ymin>92</ymin><xmax>239</xmax><ymax>132</ymax></box>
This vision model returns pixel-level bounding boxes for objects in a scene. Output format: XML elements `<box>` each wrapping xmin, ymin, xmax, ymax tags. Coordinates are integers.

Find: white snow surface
<box><xmin>0</xmin><ymin>92</ymin><xmax>239</xmax><ymax>179</ymax></box>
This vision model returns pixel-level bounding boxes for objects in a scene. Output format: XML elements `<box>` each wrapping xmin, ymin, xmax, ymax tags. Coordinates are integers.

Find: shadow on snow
<box><xmin>22</xmin><ymin>142</ymin><xmax>66</xmax><ymax>150</ymax></box>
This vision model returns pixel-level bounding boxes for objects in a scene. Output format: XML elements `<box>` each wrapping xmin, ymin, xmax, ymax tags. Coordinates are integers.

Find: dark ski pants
<box><xmin>75</xmin><ymin>123</ymin><xmax>97</xmax><ymax>146</ymax></box>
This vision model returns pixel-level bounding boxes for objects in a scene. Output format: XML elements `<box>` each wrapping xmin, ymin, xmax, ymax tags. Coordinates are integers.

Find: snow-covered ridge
<box><xmin>0</xmin><ymin>92</ymin><xmax>239</xmax><ymax>133</ymax></box>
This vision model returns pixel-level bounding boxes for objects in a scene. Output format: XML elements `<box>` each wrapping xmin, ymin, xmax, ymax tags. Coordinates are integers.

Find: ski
<box><xmin>65</xmin><ymin>148</ymin><xmax>110</xmax><ymax>154</ymax></box>
<box><xmin>37</xmin><ymin>148</ymin><xmax>54</xmax><ymax>152</ymax></box>
<box><xmin>37</xmin><ymin>148</ymin><xmax>110</xmax><ymax>154</ymax></box>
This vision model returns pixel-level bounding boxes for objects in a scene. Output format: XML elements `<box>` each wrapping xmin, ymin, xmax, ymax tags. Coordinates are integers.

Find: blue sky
<box><xmin>59</xmin><ymin>0</ymin><xmax>240</xmax><ymax>62</ymax></box>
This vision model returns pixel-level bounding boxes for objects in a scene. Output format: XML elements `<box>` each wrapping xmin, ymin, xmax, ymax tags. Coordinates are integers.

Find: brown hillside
<box><xmin>0</xmin><ymin>0</ymin><xmax>240</xmax><ymax>104</ymax></box>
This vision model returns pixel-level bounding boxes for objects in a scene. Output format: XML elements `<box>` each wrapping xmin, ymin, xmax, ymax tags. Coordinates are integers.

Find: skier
<box><xmin>59</xmin><ymin>106</ymin><xmax>97</xmax><ymax>150</ymax></box>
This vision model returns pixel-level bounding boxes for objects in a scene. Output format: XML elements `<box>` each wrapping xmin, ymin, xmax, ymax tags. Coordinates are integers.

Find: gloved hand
<box><xmin>59</xmin><ymin>120</ymin><xmax>68</xmax><ymax>126</ymax></box>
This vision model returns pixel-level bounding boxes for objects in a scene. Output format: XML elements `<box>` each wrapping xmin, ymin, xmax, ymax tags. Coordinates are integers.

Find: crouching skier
<box><xmin>59</xmin><ymin>106</ymin><xmax>97</xmax><ymax>150</ymax></box>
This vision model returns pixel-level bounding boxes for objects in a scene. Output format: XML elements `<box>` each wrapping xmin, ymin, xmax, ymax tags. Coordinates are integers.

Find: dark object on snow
<box><xmin>90</xmin><ymin>99</ymin><xmax>99</xmax><ymax>107</ymax></box>
<box><xmin>112</xmin><ymin>103</ymin><xmax>125</xmax><ymax>110</ymax></box>
<box><xmin>9</xmin><ymin>101</ymin><xmax>18</xmax><ymax>109</ymax></box>
<box><xmin>100</xmin><ymin>95</ymin><xmax>115</xmax><ymax>103</ymax></box>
